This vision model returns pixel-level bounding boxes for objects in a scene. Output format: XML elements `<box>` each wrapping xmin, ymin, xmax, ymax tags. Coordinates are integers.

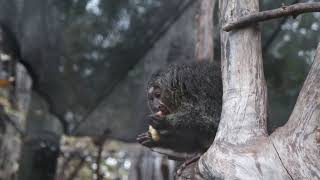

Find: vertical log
<box><xmin>195</xmin><ymin>0</ymin><xmax>215</xmax><ymax>62</ymax></box>
<box><xmin>216</xmin><ymin>0</ymin><xmax>267</xmax><ymax>143</ymax></box>
<box><xmin>195</xmin><ymin>1</ymin><xmax>291</xmax><ymax>179</ymax></box>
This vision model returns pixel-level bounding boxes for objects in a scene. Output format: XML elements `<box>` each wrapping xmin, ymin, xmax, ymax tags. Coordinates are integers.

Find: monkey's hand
<box><xmin>147</xmin><ymin>114</ymin><xmax>173</xmax><ymax>131</ymax></box>
<box><xmin>136</xmin><ymin>115</ymin><xmax>176</xmax><ymax>148</ymax></box>
<box><xmin>137</xmin><ymin>112</ymin><xmax>176</xmax><ymax>148</ymax></box>
<box><xmin>136</xmin><ymin>127</ymin><xmax>174</xmax><ymax>148</ymax></box>
<box><xmin>136</xmin><ymin>131</ymin><xmax>154</xmax><ymax>147</ymax></box>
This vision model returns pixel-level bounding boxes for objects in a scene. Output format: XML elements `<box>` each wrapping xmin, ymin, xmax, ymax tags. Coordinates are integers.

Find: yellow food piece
<box><xmin>148</xmin><ymin>125</ymin><xmax>160</xmax><ymax>142</ymax></box>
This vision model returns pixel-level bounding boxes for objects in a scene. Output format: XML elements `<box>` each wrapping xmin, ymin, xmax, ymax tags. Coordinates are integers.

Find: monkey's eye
<box><xmin>154</xmin><ymin>92</ymin><xmax>161</xmax><ymax>98</ymax></box>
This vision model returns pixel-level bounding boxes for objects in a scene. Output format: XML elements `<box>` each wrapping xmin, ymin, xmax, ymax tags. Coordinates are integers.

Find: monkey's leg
<box><xmin>176</xmin><ymin>153</ymin><xmax>202</xmax><ymax>176</ymax></box>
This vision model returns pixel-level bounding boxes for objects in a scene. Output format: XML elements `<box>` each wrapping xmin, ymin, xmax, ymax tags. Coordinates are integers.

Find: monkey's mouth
<box><xmin>158</xmin><ymin>103</ymin><xmax>171</xmax><ymax>116</ymax></box>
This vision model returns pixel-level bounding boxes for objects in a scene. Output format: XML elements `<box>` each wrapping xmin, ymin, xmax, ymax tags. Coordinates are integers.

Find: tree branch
<box><xmin>216</xmin><ymin>0</ymin><xmax>267</xmax><ymax>144</ymax></box>
<box><xmin>262</xmin><ymin>0</ymin><xmax>301</xmax><ymax>52</ymax></box>
<box><xmin>282</xmin><ymin>43</ymin><xmax>320</xmax><ymax>137</ymax></box>
<box><xmin>195</xmin><ymin>0</ymin><xmax>215</xmax><ymax>62</ymax></box>
<box><xmin>271</xmin><ymin>43</ymin><xmax>320</xmax><ymax>178</ymax></box>
<box><xmin>223</xmin><ymin>2</ymin><xmax>320</xmax><ymax>32</ymax></box>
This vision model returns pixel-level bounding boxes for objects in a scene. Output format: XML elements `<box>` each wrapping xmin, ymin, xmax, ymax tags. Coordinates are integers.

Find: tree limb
<box><xmin>271</xmin><ymin>43</ymin><xmax>320</xmax><ymax>178</ymax></box>
<box><xmin>195</xmin><ymin>0</ymin><xmax>215</xmax><ymax>62</ymax></box>
<box><xmin>223</xmin><ymin>2</ymin><xmax>320</xmax><ymax>32</ymax></box>
<box><xmin>283</xmin><ymin>43</ymin><xmax>320</xmax><ymax>138</ymax></box>
<box><xmin>216</xmin><ymin>0</ymin><xmax>267</xmax><ymax>144</ymax></box>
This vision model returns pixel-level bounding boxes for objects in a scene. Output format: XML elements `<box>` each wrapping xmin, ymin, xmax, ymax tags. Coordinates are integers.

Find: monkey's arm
<box><xmin>138</xmin><ymin>102</ymin><xmax>219</xmax><ymax>152</ymax></box>
<box><xmin>136</xmin><ymin>127</ymin><xmax>197</xmax><ymax>151</ymax></box>
<box><xmin>152</xmin><ymin>103</ymin><xmax>219</xmax><ymax>135</ymax></box>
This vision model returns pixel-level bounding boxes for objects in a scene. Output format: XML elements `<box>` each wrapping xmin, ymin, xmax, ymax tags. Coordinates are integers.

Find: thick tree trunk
<box><xmin>180</xmin><ymin>0</ymin><xmax>320</xmax><ymax>179</ymax></box>
<box><xmin>197</xmin><ymin>0</ymin><xmax>288</xmax><ymax>179</ymax></box>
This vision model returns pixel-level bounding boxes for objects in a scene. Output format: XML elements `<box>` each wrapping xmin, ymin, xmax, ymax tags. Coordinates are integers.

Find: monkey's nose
<box><xmin>159</xmin><ymin>105</ymin><xmax>170</xmax><ymax>115</ymax></box>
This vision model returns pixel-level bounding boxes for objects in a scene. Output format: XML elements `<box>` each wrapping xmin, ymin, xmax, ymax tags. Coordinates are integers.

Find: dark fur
<box><xmin>138</xmin><ymin>61</ymin><xmax>222</xmax><ymax>153</ymax></box>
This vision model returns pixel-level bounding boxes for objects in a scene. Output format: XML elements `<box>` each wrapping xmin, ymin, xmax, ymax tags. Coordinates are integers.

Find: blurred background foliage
<box><xmin>261</xmin><ymin>0</ymin><xmax>320</xmax><ymax>130</ymax></box>
<box><xmin>19</xmin><ymin>0</ymin><xmax>194</xmax><ymax>135</ymax></box>
<box><xmin>55</xmin><ymin>0</ymin><xmax>320</xmax><ymax>133</ymax></box>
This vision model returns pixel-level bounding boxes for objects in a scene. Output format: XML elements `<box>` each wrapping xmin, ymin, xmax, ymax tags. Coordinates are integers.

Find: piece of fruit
<box><xmin>148</xmin><ymin>125</ymin><xmax>160</xmax><ymax>142</ymax></box>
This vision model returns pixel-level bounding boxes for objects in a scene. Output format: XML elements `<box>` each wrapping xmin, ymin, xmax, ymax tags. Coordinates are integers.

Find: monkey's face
<box><xmin>147</xmin><ymin>85</ymin><xmax>171</xmax><ymax>115</ymax></box>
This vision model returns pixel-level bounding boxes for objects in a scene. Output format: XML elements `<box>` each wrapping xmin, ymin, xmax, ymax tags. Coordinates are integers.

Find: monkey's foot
<box><xmin>176</xmin><ymin>153</ymin><xmax>201</xmax><ymax>176</ymax></box>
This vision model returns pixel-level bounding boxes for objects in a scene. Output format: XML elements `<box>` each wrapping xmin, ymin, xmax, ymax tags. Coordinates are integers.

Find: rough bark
<box><xmin>271</xmin><ymin>43</ymin><xmax>320</xmax><ymax>179</ymax></box>
<box><xmin>262</xmin><ymin>0</ymin><xmax>301</xmax><ymax>51</ymax></box>
<box><xmin>187</xmin><ymin>0</ymin><xmax>320</xmax><ymax>179</ymax></box>
<box><xmin>197</xmin><ymin>0</ymin><xmax>287</xmax><ymax>178</ymax></box>
<box><xmin>216</xmin><ymin>0</ymin><xmax>267</xmax><ymax>143</ymax></box>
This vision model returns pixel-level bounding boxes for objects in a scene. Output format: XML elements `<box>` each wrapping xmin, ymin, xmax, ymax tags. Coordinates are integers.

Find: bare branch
<box><xmin>262</xmin><ymin>0</ymin><xmax>301</xmax><ymax>51</ymax></box>
<box><xmin>96</xmin><ymin>143</ymin><xmax>104</xmax><ymax>180</ymax></box>
<box><xmin>271</xmin><ymin>43</ymin><xmax>320</xmax><ymax>178</ymax></box>
<box><xmin>223</xmin><ymin>2</ymin><xmax>320</xmax><ymax>32</ymax></box>
<box><xmin>283</xmin><ymin>43</ymin><xmax>320</xmax><ymax>137</ymax></box>
<box><xmin>195</xmin><ymin>0</ymin><xmax>215</xmax><ymax>61</ymax></box>
<box><xmin>216</xmin><ymin>0</ymin><xmax>267</xmax><ymax>144</ymax></box>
